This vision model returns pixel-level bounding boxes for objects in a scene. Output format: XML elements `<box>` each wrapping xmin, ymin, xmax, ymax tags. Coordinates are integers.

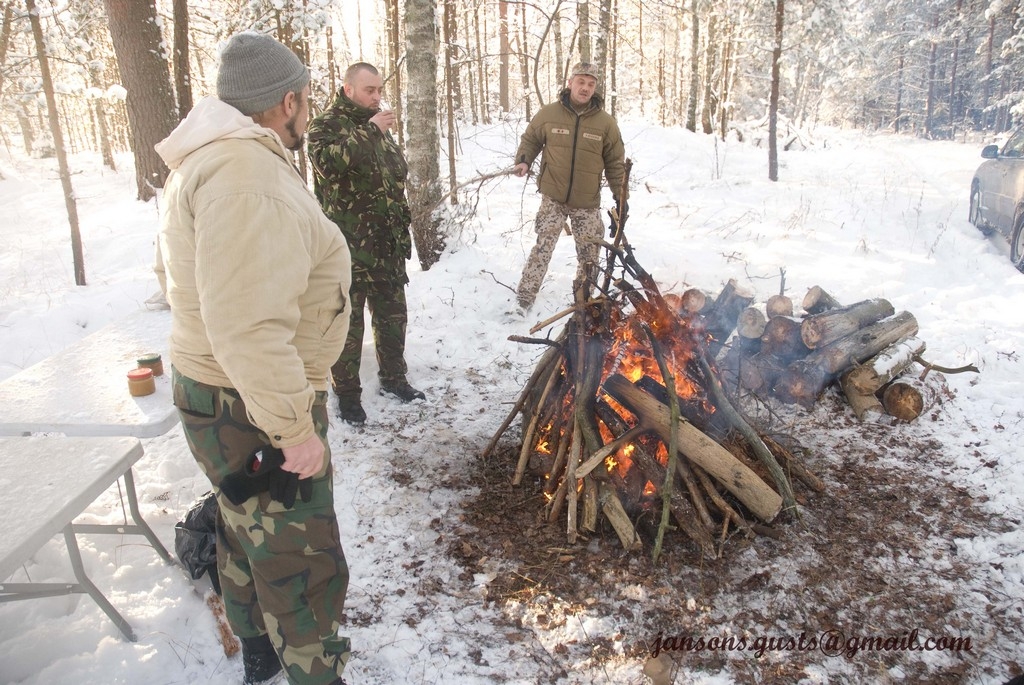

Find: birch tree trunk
<box><xmin>498</xmin><ymin>0</ymin><xmax>509</xmax><ymax>112</ymax></box>
<box><xmin>594</xmin><ymin>0</ymin><xmax>611</xmax><ymax>84</ymax></box>
<box><xmin>924</xmin><ymin>15</ymin><xmax>938</xmax><ymax>138</ymax></box>
<box><xmin>982</xmin><ymin>14</ymin><xmax>993</xmax><ymax>128</ymax></box>
<box><xmin>446</xmin><ymin>0</ymin><xmax>462</xmax><ymax>112</ymax></box>
<box><xmin>474</xmin><ymin>2</ymin><xmax>489</xmax><ymax>123</ymax></box>
<box><xmin>718</xmin><ymin>21</ymin><xmax>734</xmax><ymax>140</ymax></box>
<box><xmin>27</xmin><ymin>0</ymin><xmax>85</xmax><ymax>285</ymax></box>
<box><xmin>386</xmin><ymin>0</ymin><xmax>404</xmax><ymax>145</ymax></box>
<box><xmin>0</xmin><ymin>2</ymin><xmax>13</xmax><ymax>96</ymax></box>
<box><xmin>685</xmin><ymin>0</ymin><xmax>698</xmax><ymax>132</ymax></box>
<box><xmin>325</xmin><ymin>25</ymin><xmax>337</xmax><ymax>96</ymax></box>
<box><xmin>608</xmin><ymin>0</ymin><xmax>618</xmax><ymax>115</ymax></box>
<box><xmin>552</xmin><ymin>4</ymin><xmax>565</xmax><ymax>86</ymax></box>
<box><xmin>443</xmin><ymin>0</ymin><xmax>458</xmax><ymax>203</ymax></box>
<box><xmin>701</xmin><ymin>12</ymin><xmax>717</xmax><ymax>135</ymax></box>
<box><xmin>517</xmin><ymin>2</ymin><xmax>530</xmax><ymax>119</ymax></box>
<box><xmin>577</xmin><ymin>0</ymin><xmax>591</xmax><ymax>62</ymax></box>
<box><xmin>405</xmin><ymin>0</ymin><xmax>445</xmax><ymax>270</ymax></box>
<box><xmin>894</xmin><ymin>29</ymin><xmax>905</xmax><ymax>133</ymax></box>
<box><xmin>768</xmin><ymin>0</ymin><xmax>783</xmax><ymax>181</ymax></box>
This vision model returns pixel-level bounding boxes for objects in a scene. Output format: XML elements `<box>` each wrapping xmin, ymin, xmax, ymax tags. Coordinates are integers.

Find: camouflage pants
<box><xmin>331</xmin><ymin>277</ymin><xmax>408</xmax><ymax>398</ymax></box>
<box><xmin>516</xmin><ymin>194</ymin><xmax>603</xmax><ymax>309</ymax></box>
<box><xmin>172</xmin><ymin>369</ymin><xmax>350</xmax><ymax>685</ymax></box>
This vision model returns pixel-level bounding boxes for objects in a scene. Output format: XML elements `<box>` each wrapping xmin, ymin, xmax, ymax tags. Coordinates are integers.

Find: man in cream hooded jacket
<box><xmin>156</xmin><ymin>32</ymin><xmax>352</xmax><ymax>685</ymax></box>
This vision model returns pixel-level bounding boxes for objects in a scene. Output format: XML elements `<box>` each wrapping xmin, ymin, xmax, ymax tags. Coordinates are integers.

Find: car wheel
<box><xmin>969</xmin><ymin>183</ymin><xmax>993</xmax><ymax>235</ymax></box>
<box><xmin>1011</xmin><ymin>212</ymin><xmax>1024</xmax><ymax>273</ymax></box>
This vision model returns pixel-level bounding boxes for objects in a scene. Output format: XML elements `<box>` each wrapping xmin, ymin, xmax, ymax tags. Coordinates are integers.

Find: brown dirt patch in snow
<box><xmin>453</xmin><ymin>394</ymin><xmax>1021</xmax><ymax>684</ymax></box>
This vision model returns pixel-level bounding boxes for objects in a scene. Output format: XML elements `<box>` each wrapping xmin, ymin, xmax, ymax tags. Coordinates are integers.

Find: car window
<box><xmin>1002</xmin><ymin>129</ymin><xmax>1024</xmax><ymax>158</ymax></box>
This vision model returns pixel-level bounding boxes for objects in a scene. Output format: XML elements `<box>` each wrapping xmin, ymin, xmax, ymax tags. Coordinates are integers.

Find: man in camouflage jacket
<box><xmin>308</xmin><ymin>62</ymin><xmax>425</xmax><ymax>425</ymax></box>
<box><xmin>513</xmin><ymin>62</ymin><xmax>627</xmax><ymax>311</ymax></box>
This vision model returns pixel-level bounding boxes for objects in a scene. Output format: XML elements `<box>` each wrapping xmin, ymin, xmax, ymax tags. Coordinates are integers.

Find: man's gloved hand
<box><xmin>268</xmin><ymin>466</ymin><xmax>313</xmax><ymax>508</ymax></box>
<box><xmin>608</xmin><ymin>198</ymin><xmax>629</xmax><ymax>236</ymax></box>
<box><xmin>219</xmin><ymin>445</ymin><xmax>313</xmax><ymax>508</ymax></box>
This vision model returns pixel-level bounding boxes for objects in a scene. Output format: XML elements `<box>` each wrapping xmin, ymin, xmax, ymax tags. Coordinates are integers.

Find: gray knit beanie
<box><xmin>216</xmin><ymin>31</ymin><xmax>310</xmax><ymax>115</ymax></box>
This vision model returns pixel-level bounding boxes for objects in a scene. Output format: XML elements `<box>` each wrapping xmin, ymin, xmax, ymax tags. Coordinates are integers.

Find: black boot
<box><xmin>241</xmin><ymin>634</ymin><xmax>282</xmax><ymax>685</ymax></box>
<box><xmin>379</xmin><ymin>380</ymin><xmax>425</xmax><ymax>402</ymax></box>
<box><xmin>336</xmin><ymin>394</ymin><xmax>366</xmax><ymax>425</ymax></box>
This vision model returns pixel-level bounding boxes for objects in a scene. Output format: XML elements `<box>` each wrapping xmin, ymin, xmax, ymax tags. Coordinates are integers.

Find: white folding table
<box><xmin>0</xmin><ymin>308</ymin><xmax>179</xmax><ymax>640</ymax></box>
<box><xmin>0</xmin><ymin>436</ymin><xmax>170</xmax><ymax>641</ymax></box>
<box><xmin>0</xmin><ymin>308</ymin><xmax>177</xmax><ymax>438</ymax></box>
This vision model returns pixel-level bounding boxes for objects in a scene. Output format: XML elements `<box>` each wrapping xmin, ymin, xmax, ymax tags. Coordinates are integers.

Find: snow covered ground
<box><xmin>0</xmin><ymin>119</ymin><xmax>1021</xmax><ymax>684</ymax></box>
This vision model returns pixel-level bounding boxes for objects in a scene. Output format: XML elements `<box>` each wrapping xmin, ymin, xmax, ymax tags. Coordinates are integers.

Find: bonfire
<box><xmin>484</xmin><ymin>161</ymin><xmax>823</xmax><ymax>561</ymax></box>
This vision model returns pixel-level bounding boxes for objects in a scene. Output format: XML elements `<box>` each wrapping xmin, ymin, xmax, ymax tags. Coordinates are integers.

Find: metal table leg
<box><xmin>63</xmin><ymin>525</ymin><xmax>138</xmax><ymax>642</ymax></box>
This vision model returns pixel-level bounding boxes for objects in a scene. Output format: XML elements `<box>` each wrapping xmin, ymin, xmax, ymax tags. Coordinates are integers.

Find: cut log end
<box><xmin>766</xmin><ymin>294</ymin><xmax>794</xmax><ymax>318</ymax></box>
<box><xmin>882</xmin><ymin>379</ymin><xmax>926</xmax><ymax>422</ymax></box>
<box><xmin>802</xmin><ymin>286</ymin><xmax>841</xmax><ymax>314</ymax></box>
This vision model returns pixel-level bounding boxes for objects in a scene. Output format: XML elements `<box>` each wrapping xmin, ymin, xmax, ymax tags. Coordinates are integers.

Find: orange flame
<box><xmin>532</xmin><ymin>292</ymin><xmax>710</xmax><ymax>490</ymax></box>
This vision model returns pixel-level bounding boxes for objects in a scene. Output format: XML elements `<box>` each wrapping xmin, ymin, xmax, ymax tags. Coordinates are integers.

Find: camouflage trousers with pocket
<box><xmin>330</xmin><ymin>277</ymin><xmax>408</xmax><ymax>398</ymax></box>
<box><xmin>516</xmin><ymin>194</ymin><xmax>604</xmax><ymax>309</ymax></box>
<box><xmin>172</xmin><ymin>368</ymin><xmax>350</xmax><ymax>685</ymax></box>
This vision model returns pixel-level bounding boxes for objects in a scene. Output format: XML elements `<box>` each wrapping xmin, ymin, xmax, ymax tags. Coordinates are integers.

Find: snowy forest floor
<box><xmin>357</xmin><ymin>381</ymin><xmax>1020</xmax><ymax>685</ymax></box>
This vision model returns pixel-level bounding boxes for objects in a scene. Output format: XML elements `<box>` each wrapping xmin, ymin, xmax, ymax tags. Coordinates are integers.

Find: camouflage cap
<box><xmin>569</xmin><ymin>62</ymin><xmax>600</xmax><ymax>82</ymax></box>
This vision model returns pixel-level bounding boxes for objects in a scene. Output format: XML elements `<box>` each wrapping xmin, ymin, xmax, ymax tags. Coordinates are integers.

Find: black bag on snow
<box><xmin>174</xmin><ymin>491</ymin><xmax>222</xmax><ymax>594</ymax></box>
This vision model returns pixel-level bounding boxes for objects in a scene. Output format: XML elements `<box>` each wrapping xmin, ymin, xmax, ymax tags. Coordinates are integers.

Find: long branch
<box><xmin>482</xmin><ymin>335</ymin><xmax>564</xmax><ymax>460</ymax></box>
<box><xmin>643</xmin><ymin>323</ymin><xmax>680</xmax><ymax>564</ymax></box>
<box><xmin>600</xmin><ymin>159</ymin><xmax>633</xmax><ymax>295</ymax></box>
<box><xmin>697</xmin><ymin>351</ymin><xmax>798</xmax><ymax>516</ymax></box>
<box><xmin>913</xmin><ymin>355</ymin><xmax>980</xmax><ymax>376</ymax></box>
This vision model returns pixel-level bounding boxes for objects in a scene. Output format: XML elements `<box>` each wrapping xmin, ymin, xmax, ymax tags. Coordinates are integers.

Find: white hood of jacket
<box><xmin>155</xmin><ymin>96</ymin><xmax>291</xmax><ymax>170</ymax></box>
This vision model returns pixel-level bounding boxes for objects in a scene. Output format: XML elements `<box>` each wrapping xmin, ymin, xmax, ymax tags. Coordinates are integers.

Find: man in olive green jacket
<box><xmin>513</xmin><ymin>61</ymin><xmax>628</xmax><ymax>310</ymax></box>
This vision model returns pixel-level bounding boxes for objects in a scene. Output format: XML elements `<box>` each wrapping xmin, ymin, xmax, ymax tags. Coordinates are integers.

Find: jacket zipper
<box><xmin>565</xmin><ymin>104</ymin><xmax>582</xmax><ymax>204</ymax></box>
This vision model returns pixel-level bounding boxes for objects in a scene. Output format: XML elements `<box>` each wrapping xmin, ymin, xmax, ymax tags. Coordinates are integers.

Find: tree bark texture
<box><xmin>845</xmin><ymin>337</ymin><xmax>925</xmax><ymax>396</ymax></box>
<box><xmin>103</xmin><ymin>0</ymin><xmax>176</xmax><ymax>201</ymax></box>
<box><xmin>404</xmin><ymin>0</ymin><xmax>446</xmax><ymax>270</ymax></box>
<box><xmin>760</xmin><ymin>316</ymin><xmax>809</xmax><ymax>362</ymax></box>
<box><xmin>685</xmin><ymin>0</ymin><xmax>698</xmax><ymax>132</ymax></box>
<box><xmin>840</xmin><ymin>369</ymin><xmax>883</xmax><ymax>422</ymax></box>
<box><xmin>800</xmin><ymin>298</ymin><xmax>895</xmax><ymax>350</ymax></box>
<box><xmin>172</xmin><ymin>0</ymin><xmax>192</xmax><ymax>121</ymax></box>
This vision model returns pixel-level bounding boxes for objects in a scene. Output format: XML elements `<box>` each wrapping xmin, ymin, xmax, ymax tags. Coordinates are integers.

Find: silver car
<box><xmin>970</xmin><ymin>127</ymin><xmax>1024</xmax><ymax>271</ymax></box>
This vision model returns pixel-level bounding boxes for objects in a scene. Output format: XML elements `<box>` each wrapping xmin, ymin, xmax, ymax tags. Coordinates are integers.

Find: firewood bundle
<box><xmin>713</xmin><ymin>286</ymin><xmax>945</xmax><ymax>422</ymax></box>
<box><xmin>485</xmin><ymin>182</ymin><xmax>821</xmax><ymax>559</ymax></box>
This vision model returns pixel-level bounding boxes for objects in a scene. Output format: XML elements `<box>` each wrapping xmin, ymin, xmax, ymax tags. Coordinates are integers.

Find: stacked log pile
<box><xmin>711</xmin><ymin>286</ymin><xmax>951</xmax><ymax>422</ymax></box>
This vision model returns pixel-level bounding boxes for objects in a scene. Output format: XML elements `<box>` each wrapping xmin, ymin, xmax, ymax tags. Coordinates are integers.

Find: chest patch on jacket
<box><xmin>582</xmin><ymin>132</ymin><xmax>602</xmax><ymax>141</ymax></box>
<box><xmin>551</xmin><ymin>127</ymin><xmax>570</xmax><ymax>135</ymax></box>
